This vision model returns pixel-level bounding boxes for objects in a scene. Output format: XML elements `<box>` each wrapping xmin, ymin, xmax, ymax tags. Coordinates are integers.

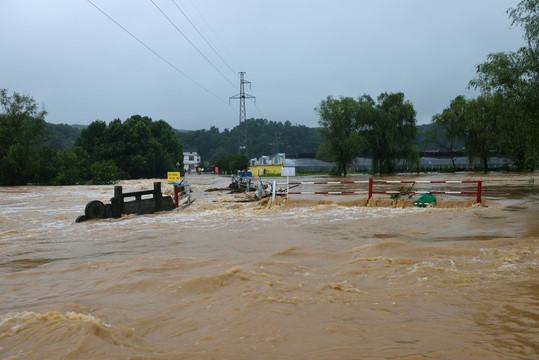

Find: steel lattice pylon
<box><xmin>229</xmin><ymin>72</ymin><xmax>255</xmax><ymax>154</ymax></box>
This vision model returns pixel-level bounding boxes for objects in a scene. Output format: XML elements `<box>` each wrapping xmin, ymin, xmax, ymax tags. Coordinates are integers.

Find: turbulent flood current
<box><xmin>1</xmin><ymin>173</ymin><xmax>538</xmax><ymax>359</ymax></box>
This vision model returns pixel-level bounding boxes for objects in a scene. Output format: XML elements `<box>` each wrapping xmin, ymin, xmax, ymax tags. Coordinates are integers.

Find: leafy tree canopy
<box><xmin>316</xmin><ymin>92</ymin><xmax>418</xmax><ymax>175</ymax></box>
<box><xmin>429</xmin><ymin>95</ymin><xmax>467</xmax><ymax>170</ymax></box>
<box><xmin>0</xmin><ymin>89</ymin><xmax>47</xmax><ymax>185</ymax></box>
<box><xmin>461</xmin><ymin>94</ymin><xmax>504</xmax><ymax>172</ymax></box>
<box><xmin>358</xmin><ymin>92</ymin><xmax>418</xmax><ymax>174</ymax></box>
<box><xmin>316</xmin><ymin>96</ymin><xmax>361</xmax><ymax>176</ymax></box>
<box><xmin>76</xmin><ymin>115</ymin><xmax>183</xmax><ymax>179</ymax></box>
<box><xmin>469</xmin><ymin>0</ymin><xmax>539</xmax><ymax>170</ymax></box>
<box><xmin>215</xmin><ymin>154</ymin><xmax>249</xmax><ymax>174</ymax></box>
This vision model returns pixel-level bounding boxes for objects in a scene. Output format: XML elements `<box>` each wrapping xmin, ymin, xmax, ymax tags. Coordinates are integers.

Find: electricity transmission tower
<box><xmin>229</xmin><ymin>72</ymin><xmax>255</xmax><ymax>155</ymax></box>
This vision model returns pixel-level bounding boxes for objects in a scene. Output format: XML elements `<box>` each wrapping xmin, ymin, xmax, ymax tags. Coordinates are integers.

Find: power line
<box><xmin>170</xmin><ymin>0</ymin><xmax>237</xmax><ymax>77</ymax></box>
<box><xmin>149</xmin><ymin>0</ymin><xmax>237</xmax><ymax>90</ymax></box>
<box><xmin>180</xmin><ymin>1</ymin><xmax>264</xmax><ymax>120</ymax></box>
<box><xmin>85</xmin><ymin>0</ymin><xmax>227</xmax><ymax>104</ymax></box>
<box><xmin>247</xmin><ymin>85</ymin><xmax>266</xmax><ymax>119</ymax></box>
<box><xmin>254</xmin><ymin>101</ymin><xmax>266</xmax><ymax>119</ymax></box>
<box><xmin>183</xmin><ymin>0</ymin><xmax>242</xmax><ymax>73</ymax></box>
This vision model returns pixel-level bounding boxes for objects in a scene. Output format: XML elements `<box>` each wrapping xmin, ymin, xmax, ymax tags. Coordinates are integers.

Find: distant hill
<box><xmin>174</xmin><ymin>119</ymin><xmax>321</xmax><ymax>164</ymax></box>
<box><xmin>174</xmin><ymin>121</ymin><xmax>452</xmax><ymax>162</ymax></box>
<box><xmin>44</xmin><ymin>120</ymin><xmax>453</xmax><ymax>161</ymax></box>
<box><xmin>42</xmin><ymin>123</ymin><xmax>82</xmax><ymax>151</ymax></box>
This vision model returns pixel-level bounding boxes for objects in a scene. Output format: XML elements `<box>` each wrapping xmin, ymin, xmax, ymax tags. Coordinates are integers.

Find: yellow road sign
<box><xmin>167</xmin><ymin>172</ymin><xmax>181</xmax><ymax>184</ymax></box>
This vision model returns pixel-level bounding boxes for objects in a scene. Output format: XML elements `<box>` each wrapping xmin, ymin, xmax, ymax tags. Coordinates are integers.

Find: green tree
<box><xmin>0</xmin><ymin>89</ymin><xmax>47</xmax><ymax>185</ymax></box>
<box><xmin>462</xmin><ymin>95</ymin><xmax>501</xmax><ymax>172</ymax></box>
<box><xmin>50</xmin><ymin>150</ymin><xmax>85</xmax><ymax>185</ymax></box>
<box><xmin>429</xmin><ymin>95</ymin><xmax>467</xmax><ymax>170</ymax></box>
<box><xmin>149</xmin><ymin>119</ymin><xmax>183</xmax><ymax>176</ymax></box>
<box><xmin>216</xmin><ymin>154</ymin><xmax>249</xmax><ymax>174</ymax></box>
<box><xmin>121</xmin><ymin>116</ymin><xmax>152</xmax><ymax>178</ymax></box>
<box><xmin>34</xmin><ymin>145</ymin><xmax>60</xmax><ymax>184</ymax></box>
<box><xmin>315</xmin><ymin>96</ymin><xmax>361</xmax><ymax>176</ymax></box>
<box><xmin>469</xmin><ymin>0</ymin><xmax>539</xmax><ymax>170</ymax></box>
<box><xmin>75</xmin><ymin>115</ymin><xmax>182</xmax><ymax>179</ymax></box>
<box><xmin>357</xmin><ymin>92</ymin><xmax>418</xmax><ymax>174</ymax></box>
<box><xmin>90</xmin><ymin>160</ymin><xmax>124</xmax><ymax>185</ymax></box>
<box><xmin>75</xmin><ymin>120</ymin><xmax>107</xmax><ymax>163</ymax></box>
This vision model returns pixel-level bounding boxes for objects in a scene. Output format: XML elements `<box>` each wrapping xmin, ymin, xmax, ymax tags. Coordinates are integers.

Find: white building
<box><xmin>183</xmin><ymin>149</ymin><xmax>201</xmax><ymax>171</ymax></box>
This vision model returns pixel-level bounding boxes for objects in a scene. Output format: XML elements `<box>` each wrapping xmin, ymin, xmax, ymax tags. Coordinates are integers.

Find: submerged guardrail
<box><xmin>368</xmin><ymin>179</ymin><xmax>482</xmax><ymax>204</ymax></box>
<box><xmin>233</xmin><ymin>176</ymin><xmax>483</xmax><ymax>204</ymax></box>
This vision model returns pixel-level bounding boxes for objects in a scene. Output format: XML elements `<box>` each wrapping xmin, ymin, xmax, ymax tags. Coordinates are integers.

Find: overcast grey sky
<box><xmin>1</xmin><ymin>0</ymin><xmax>524</xmax><ymax>130</ymax></box>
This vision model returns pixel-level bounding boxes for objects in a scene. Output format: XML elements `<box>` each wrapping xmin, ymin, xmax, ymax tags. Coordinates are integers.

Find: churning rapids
<box><xmin>1</xmin><ymin>173</ymin><xmax>538</xmax><ymax>359</ymax></box>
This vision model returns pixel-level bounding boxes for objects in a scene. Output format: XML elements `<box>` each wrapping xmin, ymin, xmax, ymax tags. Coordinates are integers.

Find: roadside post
<box><xmin>477</xmin><ymin>181</ymin><xmax>482</xmax><ymax>203</ymax></box>
<box><xmin>167</xmin><ymin>172</ymin><xmax>181</xmax><ymax>208</ymax></box>
<box><xmin>257</xmin><ymin>178</ymin><xmax>262</xmax><ymax>200</ymax></box>
<box><xmin>281</xmin><ymin>167</ymin><xmax>296</xmax><ymax>198</ymax></box>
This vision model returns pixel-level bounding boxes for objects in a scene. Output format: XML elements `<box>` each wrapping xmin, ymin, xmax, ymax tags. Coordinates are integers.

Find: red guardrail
<box><xmin>368</xmin><ymin>179</ymin><xmax>482</xmax><ymax>203</ymax></box>
<box><xmin>276</xmin><ymin>179</ymin><xmax>483</xmax><ymax>203</ymax></box>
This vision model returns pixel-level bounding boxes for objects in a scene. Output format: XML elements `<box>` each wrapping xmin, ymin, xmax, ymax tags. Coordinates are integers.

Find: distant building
<box><xmin>247</xmin><ymin>151</ymin><xmax>512</xmax><ymax>174</ymax></box>
<box><xmin>183</xmin><ymin>149</ymin><xmax>201</xmax><ymax>171</ymax></box>
<box><xmin>272</xmin><ymin>153</ymin><xmax>286</xmax><ymax>165</ymax></box>
<box><xmin>247</xmin><ymin>153</ymin><xmax>335</xmax><ymax>176</ymax></box>
<box><xmin>259</xmin><ymin>156</ymin><xmax>271</xmax><ymax>165</ymax></box>
<box><xmin>248</xmin><ymin>154</ymin><xmax>282</xmax><ymax>176</ymax></box>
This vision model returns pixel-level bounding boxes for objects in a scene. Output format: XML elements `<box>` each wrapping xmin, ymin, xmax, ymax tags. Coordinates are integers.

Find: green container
<box><xmin>414</xmin><ymin>192</ymin><xmax>436</xmax><ymax>207</ymax></box>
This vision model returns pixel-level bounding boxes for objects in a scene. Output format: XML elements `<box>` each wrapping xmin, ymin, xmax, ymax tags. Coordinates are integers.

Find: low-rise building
<box><xmin>183</xmin><ymin>149</ymin><xmax>201</xmax><ymax>172</ymax></box>
<box><xmin>249</xmin><ymin>153</ymin><xmax>337</xmax><ymax>175</ymax></box>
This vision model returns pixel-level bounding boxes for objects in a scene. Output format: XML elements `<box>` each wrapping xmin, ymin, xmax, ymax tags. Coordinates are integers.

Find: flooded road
<box><xmin>1</xmin><ymin>173</ymin><xmax>538</xmax><ymax>359</ymax></box>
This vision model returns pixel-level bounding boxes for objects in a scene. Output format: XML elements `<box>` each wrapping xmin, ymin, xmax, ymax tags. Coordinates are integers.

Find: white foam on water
<box><xmin>125</xmin><ymin>204</ymin><xmax>431</xmax><ymax>231</ymax></box>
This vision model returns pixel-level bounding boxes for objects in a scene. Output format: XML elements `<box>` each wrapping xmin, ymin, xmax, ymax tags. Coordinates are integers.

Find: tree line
<box><xmin>440</xmin><ymin>0</ymin><xmax>538</xmax><ymax>172</ymax></box>
<box><xmin>317</xmin><ymin>0</ymin><xmax>537</xmax><ymax>174</ymax></box>
<box><xmin>75</xmin><ymin>115</ymin><xmax>182</xmax><ymax>180</ymax></box>
<box><xmin>176</xmin><ymin>118</ymin><xmax>320</xmax><ymax>165</ymax></box>
<box><xmin>0</xmin><ymin>91</ymin><xmax>182</xmax><ymax>186</ymax></box>
<box><xmin>316</xmin><ymin>92</ymin><xmax>418</xmax><ymax>175</ymax></box>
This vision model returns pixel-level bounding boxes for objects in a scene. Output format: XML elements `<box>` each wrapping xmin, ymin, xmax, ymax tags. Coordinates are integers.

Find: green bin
<box><xmin>414</xmin><ymin>192</ymin><xmax>436</xmax><ymax>207</ymax></box>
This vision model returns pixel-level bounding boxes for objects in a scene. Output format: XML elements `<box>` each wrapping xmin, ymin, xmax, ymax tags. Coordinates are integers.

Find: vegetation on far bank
<box><xmin>316</xmin><ymin>0</ymin><xmax>537</xmax><ymax>175</ymax></box>
<box><xmin>0</xmin><ymin>91</ymin><xmax>182</xmax><ymax>186</ymax></box>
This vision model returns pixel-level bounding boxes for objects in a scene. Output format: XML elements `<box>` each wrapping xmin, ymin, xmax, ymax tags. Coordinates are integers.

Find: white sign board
<box><xmin>281</xmin><ymin>167</ymin><xmax>296</xmax><ymax>177</ymax></box>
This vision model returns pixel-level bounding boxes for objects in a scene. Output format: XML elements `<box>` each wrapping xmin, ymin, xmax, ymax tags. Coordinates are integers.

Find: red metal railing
<box><xmin>368</xmin><ymin>179</ymin><xmax>482</xmax><ymax>203</ymax></box>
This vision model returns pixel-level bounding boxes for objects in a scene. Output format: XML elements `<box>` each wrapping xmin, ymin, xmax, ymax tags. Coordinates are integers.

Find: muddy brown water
<box><xmin>1</xmin><ymin>173</ymin><xmax>538</xmax><ymax>359</ymax></box>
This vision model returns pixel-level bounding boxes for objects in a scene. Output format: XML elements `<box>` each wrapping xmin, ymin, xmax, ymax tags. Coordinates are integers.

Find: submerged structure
<box><xmin>76</xmin><ymin>182</ymin><xmax>176</xmax><ymax>222</ymax></box>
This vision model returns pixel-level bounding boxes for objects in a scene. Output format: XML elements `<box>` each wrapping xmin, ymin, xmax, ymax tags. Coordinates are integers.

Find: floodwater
<box><xmin>1</xmin><ymin>173</ymin><xmax>538</xmax><ymax>359</ymax></box>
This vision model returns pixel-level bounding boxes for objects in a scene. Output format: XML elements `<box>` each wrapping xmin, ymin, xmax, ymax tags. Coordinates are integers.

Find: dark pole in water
<box><xmin>154</xmin><ymin>182</ymin><xmax>162</xmax><ymax>211</ymax></box>
<box><xmin>111</xmin><ymin>185</ymin><xmax>123</xmax><ymax>218</ymax></box>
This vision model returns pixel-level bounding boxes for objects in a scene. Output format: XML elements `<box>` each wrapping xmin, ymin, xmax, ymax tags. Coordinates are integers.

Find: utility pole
<box><xmin>229</xmin><ymin>72</ymin><xmax>255</xmax><ymax>155</ymax></box>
